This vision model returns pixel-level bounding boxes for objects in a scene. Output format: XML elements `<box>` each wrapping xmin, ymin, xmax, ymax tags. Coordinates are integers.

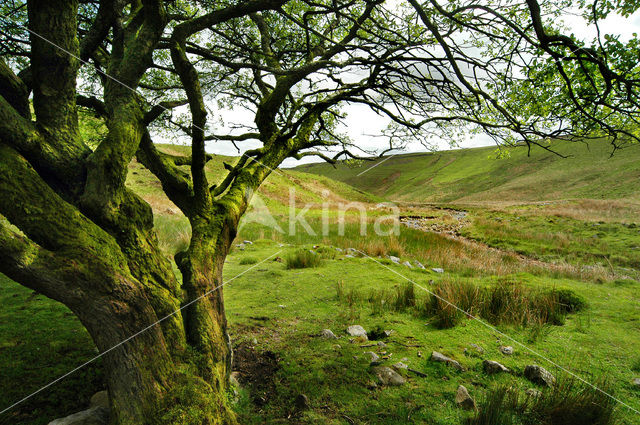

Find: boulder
<box><xmin>431</xmin><ymin>268</ymin><xmax>444</xmax><ymax>274</ymax></box>
<box><xmin>431</xmin><ymin>351</ymin><xmax>464</xmax><ymax>371</ymax></box>
<box><xmin>89</xmin><ymin>391</ymin><xmax>108</xmax><ymax>409</ymax></box>
<box><xmin>524</xmin><ymin>365</ymin><xmax>555</xmax><ymax>387</ymax></box>
<box><xmin>320</xmin><ymin>329</ymin><xmax>337</xmax><ymax>339</ymax></box>
<box><xmin>455</xmin><ymin>385</ymin><xmax>476</xmax><ymax>410</ymax></box>
<box><xmin>482</xmin><ymin>360</ymin><xmax>509</xmax><ymax>374</ymax></box>
<box><xmin>389</xmin><ymin>256</ymin><xmax>400</xmax><ymax>264</ymax></box>
<box><xmin>364</xmin><ymin>351</ymin><xmax>381</xmax><ymax>365</ymax></box>
<box><xmin>346</xmin><ymin>325</ymin><xmax>367</xmax><ymax>338</ymax></box>
<box><xmin>48</xmin><ymin>407</ymin><xmax>109</xmax><ymax>425</ymax></box>
<box><xmin>499</xmin><ymin>346</ymin><xmax>514</xmax><ymax>355</ymax></box>
<box><xmin>373</xmin><ymin>366</ymin><xmax>406</xmax><ymax>386</ymax></box>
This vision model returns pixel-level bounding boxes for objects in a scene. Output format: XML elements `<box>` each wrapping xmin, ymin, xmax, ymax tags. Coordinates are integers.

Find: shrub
<box><xmin>469</xmin><ymin>378</ymin><xmax>617</xmax><ymax>425</ymax></box>
<box><xmin>239</xmin><ymin>257</ymin><xmax>258</xmax><ymax>265</ymax></box>
<box><xmin>286</xmin><ymin>249</ymin><xmax>323</xmax><ymax>269</ymax></box>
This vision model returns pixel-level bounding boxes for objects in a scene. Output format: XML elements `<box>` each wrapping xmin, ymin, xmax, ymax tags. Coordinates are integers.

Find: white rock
<box><xmin>373</xmin><ymin>366</ymin><xmax>405</xmax><ymax>386</ymax></box>
<box><xmin>389</xmin><ymin>256</ymin><xmax>400</xmax><ymax>264</ymax></box>
<box><xmin>431</xmin><ymin>351</ymin><xmax>464</xmax><ymax>371</ymax></box>
<box><xmin>431</xmin><ymin>268</ymin><xmax>444</xmax><ymax>273</ymax></box>
<box><xmin>364</xmin><ymin>351</ymin><xmax>380</xmax><ymax>365</ymax></box>
<box><xmin>346</xmin><ymin>325</ymin><xmax>368</xmax><ymax>338</ymax></box>
<box><xmin>455</xmin><ymin>385</ymin><xmax>476</xmax><ymax>410</ymax></box>
<box><xmin>524</xmin><ymin>365</ymin><xmax>555</xmax><ymax>387</ymax></box>
<box><xmin>320</xmin><ymin>329</ymin><xmax>337</xmax><ymax>339</ymax></box>
<box><xmin>392</xmin><ymin>362</ymin><xmax>408</xmax><ymax>370</ymax></box>
<box><xmin>499</xmin><ymin>345</ymin><xmax>514</xmax><ymax>355</ymax></box>
<box><xmin>402</xmin><ymin>261</ymin><xmax>413</xmax><ymax>268</ymax></box>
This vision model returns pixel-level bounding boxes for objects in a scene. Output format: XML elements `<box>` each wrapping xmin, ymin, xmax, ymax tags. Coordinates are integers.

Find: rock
<box><xmin>402</xmin><ymin>261</ymin><xmax>413</xmax><ymax>268</ymax></box>
<box><xmin>346</xmin><ymin>325</ymin><xmax>368</xmax><ymax>338</ymax></box>
<box><xmin>320</xmin><ymin>329</ymin><xmax>337</xmax><ymax>339</ymax></box>
<box><xmin>414</xmin><ymin>261</ymin><xmax>426</xmax><ymax>269</ymax></box>
<box><xmin>430</xmin><ymin>351</ymin><xmax>464</xmax><ymax>371</ymax></box>
<box><xmin>389</xmin><ymin>256</ymin><xmax>400</xmax><ymax>264</ymax></box>
<box><xmin>383</xmin><ymin>330</ymin><xmax>393</xmax><ymax>337</ymax></box>
<box><xmin>345</xmin><ymin>254</ymin><xmax>355</xmax><ymax>258</ymax></box>
<box><xmin>417</xmin><ymin>351</ymin><xmax>423</xmax><ymax>358</ymax></box>
<box><xmin>431</xmin><ymin>268</ymin><xmax>444</xmax><ymax>273</ymax></box>
<box><xmin>295</xmin><ymin>394</ymin><xmax>310</xmax><ymax>411</ymax></box>
<box><xmin>243</xmin><ymin>240</ymin><xmax>253</xmax><ymax>245</ymax></box>
<box><xmin>48</xmin><ymin>407</ymin><xmax>109</xmax><ymax>425</ymax></box>
<box><xmin>377</xmin><ymin>341</ymin><xmax>387</xmax><ymax>347</ymax></box>
<box><xmin>335</xmin><ymin>247</ymin><xmax>343</xmax><ymax>252</ymax></box>
<box><xmin>332</xmin><ymin>344</ymin><xmax>342</xmax><ymax>351</ymax></box>
<box><xmin>633</xmin><ymin>378</ymin><xmax>640</xmax><ymax>388</ymax></box>
<box><xmin>235</xmin><ymin>243</ymin><xmax>245</xmax><ymax>250</ymax></box>
<box><xmin>483</xmin><ymin>360</ymin><xmax>509</xmax><ymax>374</ymax></box>
<box><xmin>89</xmin><ymin>391</ymin><xmax>109</xmax><ymax>409</ymax></box>
<box><xmin>525</xmin><ymin>388</ymin><xmax>542</xmax><ymax>398</ymax></box>
<box><xmin>392</xmin><ymin>362</ymin><xmax>408</xmax><ymax>370</ymax></box>
<box><xmin>251</xmin><ymin>337</ymin><xmax>258</xmax><ymax>345</ymax></box>
<box><xmin>469</xmin><ymin>343</ymin><xmax>484</xmax><ymax>354</ymax></box>
<box><xmin>524</xmin><ymin>365</ymin><xmax>555</xmax><ymax>387</ymax></box>
<box><xmin>455</xmin><ymin>385</ymin><xmax>476</xmax><ymax>410</ymax></box>
<box><xmin>277</xmin><ymin>304</ymin><xmax>286</xmax><ymax>308</ymax></box>
<box><xmin>364</xmin><ymin>351</ymin><xmax>381</xmax><ymax>365</ymax></box>
<box><xmin>373</xmin><ymin>366</ymin><xmax>406</xmax><ymax>386</ymax></box>
<box><xmin>499</xmin><ymin>346</ymin><xmax>514</xmax><ymax>355</ymax></box>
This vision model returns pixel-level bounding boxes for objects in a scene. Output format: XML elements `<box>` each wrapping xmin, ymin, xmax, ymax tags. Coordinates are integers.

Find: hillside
<box><xmin>295</xmin><ymin>140</ymin><xmax>640</xmax><ymax>204</ymax></box>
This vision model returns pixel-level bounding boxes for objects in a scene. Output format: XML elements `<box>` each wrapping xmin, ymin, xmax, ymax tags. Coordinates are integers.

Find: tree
<box><xmin>0</xmin><ymin>0</ymin><xmax>637</xmax><ymax>424</ymax></box>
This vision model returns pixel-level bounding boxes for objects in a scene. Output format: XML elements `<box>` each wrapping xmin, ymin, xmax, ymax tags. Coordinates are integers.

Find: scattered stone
<box><xmin>633</xmin><ymin>378</ymin><xmax>640</xmax><ymax>388</ymax></box>
<box><xmin>346</xmin><ymin>325</ymin><xmax>368</xmax><ymax>338</ymax></box>
<box><xmin>48</xmin><ymin>407</ymin><xmax>110</xmax><ymax>425</ymax></box>
<box><xmin>366</xmin><ymin>380</ymin><xmax>378</xmax><ymax>390</ymax></box>
<box><xmin>295</xmin><ymin>394</ymin><xmax>310</xmax><ymax>411</ymax></box>
<box><xmin>243</xmin><ymin>240</ymin><xmax>253</xmax><ymax>245</ymax></box>
<box><xmin>377</xmin><ymin>341</ymin><xmax>387</xmax><ymax>347</ymax></box>
<box><xmin>389</xmin><ymin>256</ymin><xmax>400</xmax><ymax>264</ymax></box>
<box><xmin>431</xmin><ymin>268</ymin><xmax>444</xmax><ymax>274</ymax></box>
<box><xmin>469</xmin><ymin>344</ymin><xmax>484</xmax><ymax>354</ymax></box>
<box><xmin>89</xmin><ymin>391</ymin><xmax>109</xmax><ymax>409</ymax></box>
<box><xmin>235</xmin><ymin>243</ymin><xmax>245</xmax><ymax>250</ymax></box>
<box><xmin>373</xmin><ymin>366</ymin><xmax>406</xmax><ymax>386</ymax></box>
<box><xmin>499</xmin><ymin>346</ymin><xmax>514</xmax><ymax>355</ymax></box>
<box><xmin>525</xmin><ymin>388</ymin><xmax>542</xmax><ymax>398</ymax></box>
<box><xmin>417</xmin><ymin>351</ymin><xmax>423</xmax><ymax>358</ymax></box>
<box><xmin>524</xmin><ymin>365</ymin><xmax>555</xmax><ymax>387</ymax></box>
<box><xmin>392</xmin><ymin>362</ymin><xmax>408</xmax><ymax>370</ymax></box>
<box><xmin>383</xmin><ymin>330</ymin><xmax>394</xmax><ymax>337</ymax></box>
<box><xmin>320</xmin><ymin>329</ymin><xmax>337</xmax><ymax>339</ymax></box>
<box><xmin>403</xmin><ymin>261</ymin><xmax>413</xmax><ymax>268</ymax></box>
<box><xmin>483</xmin><ymin>360</ymin><xmax>510</xmax><ymax>374</ymax></box>
<box><xmin>347</xmin><ymin>247</ymin><xmax>357</xmax><ymax>253</ymax></box>
<box><xmin>345</xmin><ymin>254</ymin><xmax>355</xmax><ymax>258</ymax></box>
<box><xmin>335</xmin><ymin>247</ymin><xmax>343</xmax><ymax>252</ymax></box>
<box><xmin>332</xmin><ymin>344</ymin><xmax>342</xmax><ymax>351</ymax></box>
<box><xmin>455</xmin><ymin>385</ymin><xmax>476</xmax><ymax>410</ymax></box>
<box><xmin>364</xmin><ymin>351</ymin><xmax>381</xmax><ymax>365</ymax></box>
<box><xmin>431</xmin><ymin>351</ymin><xmax>464</xmax><ymax>371</ymax></box>
<box><xmin>277</xmin><ymin>304</ymin><xmax>286</xmax><ymax>309</ymax></box>
<box><xmin>414</xmin><ymin>261</ymin><xmax>426</xmax><ymax>269</ymax></box>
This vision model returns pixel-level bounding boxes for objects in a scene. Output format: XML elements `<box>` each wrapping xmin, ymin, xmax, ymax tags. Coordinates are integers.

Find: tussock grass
<box><xmin>285</xmin><ymin>249</ymin><xmax>323</xmax><ymax>269</ymax></box>
<box><xmin>337</xmin><ymin>278</ymin><xmax>585</xmax><ymax>329</ymax></box>
<box><xmin>239</xmin><ymin>257</ymin><xmax>259</xmax><ymax>265</ymax></box>
<box><xmin>469</xmin><ymin>378</ymin><xmax>617</xmax><ymax>425</ymax></box>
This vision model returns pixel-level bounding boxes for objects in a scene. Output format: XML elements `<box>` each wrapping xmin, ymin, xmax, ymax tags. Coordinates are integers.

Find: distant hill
<box><xmin>294</xmin><ymin>140</ymin><xmax>640</xmax><ymax>204</ymax></box>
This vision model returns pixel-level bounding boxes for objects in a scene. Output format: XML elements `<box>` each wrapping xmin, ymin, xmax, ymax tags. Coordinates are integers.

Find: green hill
<box><xmin>295</xmin><ymin>140</ymin><xmax>640</xmax><ymax>204</ymax></box>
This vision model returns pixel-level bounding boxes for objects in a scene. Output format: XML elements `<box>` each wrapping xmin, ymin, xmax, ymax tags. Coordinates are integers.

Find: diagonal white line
<box><xmin>355</xmin><ymin>249</ymin><xmax>640</xmax><ymax>415</ymax></box>
<box><xmin>356</xmin><ymin>152</ymin><xmax>399</xmax><ymax>177</ymax></box>
<box><xmin>0</xmin><ymin>249</ymin><xmax>282</xmax><ymax>416</ymax></box>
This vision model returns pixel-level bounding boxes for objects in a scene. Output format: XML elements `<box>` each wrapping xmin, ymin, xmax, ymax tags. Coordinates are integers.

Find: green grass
<box><xmin>295</xmin><ymin>139</ymin><xmax>640</xmax><ymax>204</ymax></box>
<box><xmin>3</xmin><ymin>141</ymin><xmax>640</xmax><ymax>425</ymax></box>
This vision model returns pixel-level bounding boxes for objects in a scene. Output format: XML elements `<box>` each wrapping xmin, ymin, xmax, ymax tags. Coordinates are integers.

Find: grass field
<box><xmin>1</xmin><ymin>142</ymin><xmax>640</xmax><ymax>425</ymax></box>
<box><xmin>295</xmin><ymin>139</ymin><xmax>640</xmax><ymax>204</ymax></box>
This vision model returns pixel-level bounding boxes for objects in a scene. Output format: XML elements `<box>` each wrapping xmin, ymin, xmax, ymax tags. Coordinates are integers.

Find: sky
<box><xmin>172</xmin><ymin>3</ymin><xmax>640</xmax><ymax>168</ymax></box>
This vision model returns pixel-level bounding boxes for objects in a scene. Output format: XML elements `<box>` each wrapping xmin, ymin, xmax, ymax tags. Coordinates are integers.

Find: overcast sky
<box><xmin>184</xmin><ymin>4</ymin><xmax>640</xmax><ymax>168</ymax></box>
